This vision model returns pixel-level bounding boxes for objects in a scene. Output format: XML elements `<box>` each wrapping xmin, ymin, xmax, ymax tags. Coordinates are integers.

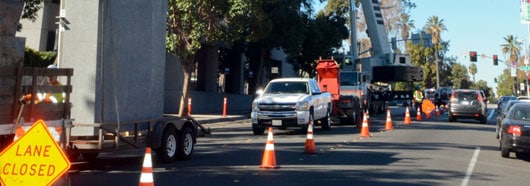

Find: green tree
<box><xmin>291</xmin><ymin>6</ymin><xmax>349</xmax><ymax>77</ymax></box>
<box><xmin>166</xmin><ymin>0</ymin><xmax>268</xmax><ymax>116</ymax></box>
<box><xmin>500</xmin><ymin>35</ymin><xmax>522</xmax><ymax>65</ymax></box>
<box><xmin>496</xmin><ymin>68</ymin><xmax>515</xmax><ymax>97</ymax></box>
<box><xmin>424</xmin><ymin>16</ymin><xmax>447</xmax><ymax>89</ymax></box>
<box><xmin>246</xmin><ymin>0</ymin><xmax>313</xmax><ymax>87</ymax></box>
<box><xmin>468</xmin><ymin>63</ymin><xmax>477</xmax><ymax>83</ymax></box>
<box><xmin>451</xmin><ymin>63</ymin><xmax>470</xmax><ymax>89</ymax></box>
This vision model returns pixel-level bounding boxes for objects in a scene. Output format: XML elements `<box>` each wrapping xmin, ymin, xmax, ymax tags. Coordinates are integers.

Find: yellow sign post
<box><xmin>0</xmin><ymin>120</ymin><xmax>71</xmax><ymax>186</ymax></box>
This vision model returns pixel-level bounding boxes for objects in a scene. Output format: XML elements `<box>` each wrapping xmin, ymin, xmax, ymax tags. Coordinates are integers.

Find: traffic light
<box><xmin>493</xmin><ymin>54</ymin><xmax>498</xmax><ymax>65</ymax></box>
<box><xmin>470</xmin><ymin>51</ymin><xmax>477</xmax><ymax>62</ymax></box>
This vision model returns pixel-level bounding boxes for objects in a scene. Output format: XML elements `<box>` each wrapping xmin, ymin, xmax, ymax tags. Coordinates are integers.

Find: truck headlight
<box><xmin>296</xmin><ymin>101</ymin><xmax>309</xmax><ymax>111</ymax></box>
<box><xmin>252</xmin><ymin>102</ymin><xmax>259</xmax><ymax>111</ymax></box>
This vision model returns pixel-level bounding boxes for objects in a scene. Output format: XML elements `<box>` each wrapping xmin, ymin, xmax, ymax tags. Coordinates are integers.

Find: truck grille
<box><xmin>259</xmin><ymin>103</ymin><xmax>296</xmax><ymax>111</ymax></box>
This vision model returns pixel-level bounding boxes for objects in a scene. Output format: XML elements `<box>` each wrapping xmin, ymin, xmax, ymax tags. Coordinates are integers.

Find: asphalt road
<box><xmin>61</xmin><ymin>105</ymin><xmax>530</xmax><ymax>186</ymax></box>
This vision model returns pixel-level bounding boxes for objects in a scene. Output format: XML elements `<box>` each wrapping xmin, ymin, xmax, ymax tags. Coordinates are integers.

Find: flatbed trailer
<box><xmin>0</xmin><ymin>66</ymin><xmax>199</xmax><ymax>162</ymax></box>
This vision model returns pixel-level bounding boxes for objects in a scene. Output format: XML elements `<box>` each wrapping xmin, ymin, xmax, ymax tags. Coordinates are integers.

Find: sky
<box><xmin>313</xmin><ymin>1</ymin><xmax>529</xmax><ymax>97</ymax></box>
<box><xmin>409</xmin><ymin>0</ymin><xmax>529</xmax><ymax>96</ymax></box>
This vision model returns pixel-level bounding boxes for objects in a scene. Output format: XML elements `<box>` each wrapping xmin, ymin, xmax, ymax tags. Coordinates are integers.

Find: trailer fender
<box><xmin>149</xmin><ymin>121</ymin><xmax>167</xmax><ymax>149</ymax></box>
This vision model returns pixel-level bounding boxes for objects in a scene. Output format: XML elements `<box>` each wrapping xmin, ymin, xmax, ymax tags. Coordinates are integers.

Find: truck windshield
<box><xmin>264</xmin><ymin>82</ymin><xmax>309</xmax><ymax>94</ymax></box>
<box><xmin>340</xmin><ymin>72</ymin><xmax>359</xmax><ymax>86</ymax></box>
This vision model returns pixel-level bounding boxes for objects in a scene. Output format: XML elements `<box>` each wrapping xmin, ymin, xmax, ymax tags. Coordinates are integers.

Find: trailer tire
<box><xmin>82</xmin><ymin>153</ymin><xmax>99</xmax><ymax>161</ymax></box>
<box><xmin>177</xmin><ymin>127</ymin><xmax>194</xmax><ymax>160</ymax></box>
<box><xmin>156</xmin><ymin>125</ymin><xmax>178</xmax><ymax>163</ymax></box>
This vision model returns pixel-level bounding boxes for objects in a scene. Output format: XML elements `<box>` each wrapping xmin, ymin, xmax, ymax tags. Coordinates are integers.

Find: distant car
<box><xmin>448</xmin><ymin>89</ymin><xmax>487</xmax><ymax>123</ymax></box>
<box><xmin>478</xmin><ymin>89</ymin><xmax>487</xmax><ymax>104</ymax></box>
<box><xmin>496</xmin><ymin>99</ymin><xmax>530</xmax><ymax>139</ymax></box>
<box><xmin>517</xmin><ymin>96</ymin><xmax>530</xmax><ymax>100</ymax></box>
<box><xmin>497</xmin><ymin>96</ymin><xmax>516</xmax><ymax>114</ymax></box>
<box><xmin>499</xmin><ymin>102</ymin><xmax>530</xmax><ymax>158</ymax></box>
<box><xmin>437</xmin><ymin>87</ymin><xmax>453</xmax><ymax>108</ymax></box>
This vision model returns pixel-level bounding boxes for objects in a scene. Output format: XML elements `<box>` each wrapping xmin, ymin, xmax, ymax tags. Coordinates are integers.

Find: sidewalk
<box><xmin>190</xmin><ymin>114</ymin><xmax>250</xmax><ymax>125</ymax></box>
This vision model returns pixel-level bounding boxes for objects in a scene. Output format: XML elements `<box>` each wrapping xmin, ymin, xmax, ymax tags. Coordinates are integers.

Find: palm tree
<box><xmin>398</xmin><ymin>13</ymin><xmax>415</xmax><ymax>41</ymax></box>
<box><xmin>500</xmin><ymin>35</ymin><xmax>522</xmax><ymax>67</ymax></box>
<box><xmin>468</xmin><ymin>63</ymin><xmax>477</xmax><ymax>83</ymax></box>
<box><xmin>424</xmin><ymin>16</ymin><xmax>447</xmax><ymax>89</ymax></box>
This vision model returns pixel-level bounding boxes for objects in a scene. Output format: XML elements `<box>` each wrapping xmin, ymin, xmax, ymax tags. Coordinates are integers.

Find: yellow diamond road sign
<box><xmin>0</xmin><ymin>120</ymin><xmax>71</xmax><ymax>186</ymax></box>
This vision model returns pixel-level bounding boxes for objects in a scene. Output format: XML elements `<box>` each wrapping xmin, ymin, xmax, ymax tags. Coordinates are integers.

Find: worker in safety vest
<box><xmin>413</xmin><ymin>85</ymin><xmax>424</xmax><ymax>113</ymax></box>
<box><xmin>19</xmin><ymin>64</ymin><xmax>65</xmax><ymax>104</ymax></box>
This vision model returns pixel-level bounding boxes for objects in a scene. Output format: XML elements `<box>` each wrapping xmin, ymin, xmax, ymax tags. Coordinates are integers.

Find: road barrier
<box><xmin>385</xmin><ymin>108</ymin><xmax>393</xmax><ymax>130</ymax></box>
<box><xmin>139</xmin><ymin>147</ymin><xmax>154</xmax><ymax>186</ymax></box>
<box><xmin>404</xmin><ymin>106</ymin><xmax>411</xmax><ymax>125</ymax></box>
<box><xmin>304</xmin><ymin>121</ymin><xmax>316</xmax><ymax>154</ymax></box>
<box><xmin>260</xmin><ymin>127</ymin><xmax>279</xmax><ymax>169</ymax></box>
<box><xmin>360</xmin><ymin>112</ymin><xmax>370</xmax><ymax>138</ymax></box>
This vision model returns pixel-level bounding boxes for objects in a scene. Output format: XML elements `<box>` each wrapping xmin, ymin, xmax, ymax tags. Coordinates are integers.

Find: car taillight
<box><xmin>507</xmin><ymin>125</ymin><xmax>522</xmax><ymax>136</ymax></box>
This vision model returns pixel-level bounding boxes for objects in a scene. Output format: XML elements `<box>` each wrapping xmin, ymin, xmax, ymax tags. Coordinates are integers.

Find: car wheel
<box><xmin>515</xmin><ymin>152</ymin><xmax>527</xmax><ymax>159</ymax></box>
<box><xmin>500</xmin><ymin>142</ymin><xmax>510</xmax><ymax>158</ymax></box>
<box><xmin>252</xmin><ymin>124</ymin><xmax>265</xmax><ymax>135</ymax></box>
<box><xmin>480</xmin><ymin>116</ymin><xmax>487</xmax><ymax>124</ymax></box>
<box><xmin>177</xmin><ymin>127</ymin><xmax>195</xmax><ymax>160</ymax></box>
<box><xmin>321</xmin><ymin>109</ymin><xmax>331</xmax><ymax>130</ymax></box>
<box><xmin>156</xmin><ymin>125</ymin><xmax>178</xmax><ymax>163</ymax></box>
<box><xmin>448</xmin><ymin>114</ymin><xmax>456</xmax><ymax>122</ymax></box>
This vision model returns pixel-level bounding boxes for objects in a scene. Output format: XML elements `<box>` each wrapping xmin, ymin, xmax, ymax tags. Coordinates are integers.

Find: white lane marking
<box><xmin>487</xmin><ymin>109</ymin><xmax>495</xmax><ymax>120</ymax></box>
<box><xmin>461</xmin><ymin>147</ymin><xmax>480</xmax><ymax>186</ymax></box>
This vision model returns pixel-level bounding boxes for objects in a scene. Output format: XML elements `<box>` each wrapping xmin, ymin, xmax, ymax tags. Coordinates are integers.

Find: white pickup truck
<box><xmin>251</xmin><ymin>78</ymin><xmax>332</xmax><ymax>135</ymax></box>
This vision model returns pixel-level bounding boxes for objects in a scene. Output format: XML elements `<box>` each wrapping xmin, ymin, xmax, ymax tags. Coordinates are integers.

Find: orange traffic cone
<box><xmin>260</xmin><ymin>127</ymin><xmax>280</xmax><ymax>169</ymax></box>
<box><xmin>139</xmin><ymin>147</ymin><xmax>154</xmax><ymax>186</ymax></box>
<box><xmin>404</xmin><ymin>106</ymin><xmax>411</xmax><ymax>125</ymax></box>
<box><xmin>435</xmin><ymin>107</ymin><xmax>440</xmax><ymax>117</ymax></box>
<box><xmin>304</xmin><ymin>121</ymin><xmax>316</xmax><ymax>154</ymax></box>
<box><xmin>360</xmin><ymin>112</ymin><xmax>370</xmax><ymax>138</ymax></box>
<box><xmin>385</xmin><ymin>108</ymin><xmax>393</xmax><ymax>130</ymax></box>
<box><xmin>416</xmin><ymin>107</ymin><xmax>422</xmax><ymax>121</ymax></box>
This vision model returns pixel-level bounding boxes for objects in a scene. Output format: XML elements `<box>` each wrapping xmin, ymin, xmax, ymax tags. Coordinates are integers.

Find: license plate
<box><xmin>461</xmin><ymin>101</ymin><xmax>469</xmax><ymax>105</ymax></box>
<box><xmin>272</xmin><ymin>120</ymin><xmax>282</xmax><ymax>126</ymax></box>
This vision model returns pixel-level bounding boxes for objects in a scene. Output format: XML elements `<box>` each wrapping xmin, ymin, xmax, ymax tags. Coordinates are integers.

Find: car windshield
<box><xmin>264</xmin><ymin>82</ymin><xmax>309</xmax><ymax>94</ymax></box>
<box><xmin>455</xmin><ymin>91</ymin><xmax>477</xmax><ymax>101</ymax></box>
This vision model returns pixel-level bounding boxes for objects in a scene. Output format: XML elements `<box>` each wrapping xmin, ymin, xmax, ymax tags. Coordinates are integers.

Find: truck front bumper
<box><xmin>251</xmin><ymin>110</ymin><xmax>311</xmax><ymax>127</ymax></box>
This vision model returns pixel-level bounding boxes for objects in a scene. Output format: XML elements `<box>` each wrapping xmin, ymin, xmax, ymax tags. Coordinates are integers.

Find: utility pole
<box><xmin>350</xmin><ymin>0</ymin><xmax>358</xmax><ymax>62</ymax></box>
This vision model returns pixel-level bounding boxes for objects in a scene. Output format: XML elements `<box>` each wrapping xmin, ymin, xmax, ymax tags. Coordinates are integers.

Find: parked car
<box><xmin>497</xmin><ymin>96</ymin><xmax>517</xmax><ymax>114</ymax></box>
<box><xmin>496</xmin><ymin>100</ymin><xmax>530</xmax><ymax>139</ymax></box>
<box><xmin>448</xmin><ymin>89</ymin><xmax>487</xmax><ymax>123</ymax></box>
<box><xmin>499</xmin><ymin>102</ymin><xmax>530</xmax><ymax>158</ymax></box>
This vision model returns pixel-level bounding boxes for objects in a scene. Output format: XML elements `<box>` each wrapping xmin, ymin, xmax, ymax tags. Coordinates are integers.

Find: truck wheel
<box><xmin>66</xmin><ymin>150</ymin><xmax>80</xmax><ymax>162</ymax></box>
<box><xmin>156</xmin><ymin>125</ymin><xmax>178</xmax><ymax>163</ymax></box>
<box><xmin>177</xmin><ymin>127</ymin><xmax>194</xmax><ymax>160</ymax></box>
<box><xmin>321</xmin><ymin>110</ymin><xmax>331</xmax><ymax>130</ymax></box>
<box><xmin>81</xmin><ymin>152</ymin><xmax>99</xmax><ymax>161</ymax></box>
<box><xmin>252</xmin><ymin>124</ymin><xmax>265</xmax><ymax>135</ymax></box>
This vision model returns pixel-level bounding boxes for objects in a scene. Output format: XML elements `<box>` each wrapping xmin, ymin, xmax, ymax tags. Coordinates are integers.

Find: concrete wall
<box><xmin>16</xmin><ymin>1</ymin><xmax>59</xmax><ymax>51</ymax></box>
<box><xmin>60</xmin><ymin>0</ymin><xmax>167</xmax><ymax>133</ymax></box>
<box><xmin>164</xmin><ymin>54</ymin><xmax>253</xmax><ymax>115</ymax></box>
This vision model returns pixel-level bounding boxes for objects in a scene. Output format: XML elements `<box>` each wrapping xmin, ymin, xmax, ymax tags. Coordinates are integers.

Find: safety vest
<box><xmin>413</xmin><ymin>90</ymin><xmax>423</xmax><ymax>102</ymax></box>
